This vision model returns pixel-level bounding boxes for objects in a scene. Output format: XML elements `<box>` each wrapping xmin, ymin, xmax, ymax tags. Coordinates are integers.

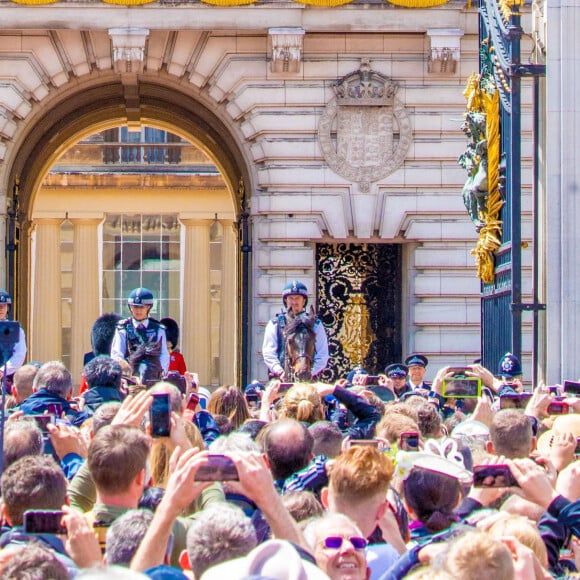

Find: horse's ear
<box><xmin>310</xmin><ymin>304</ymin><xmax>315</xmax><ymax>317</ymax></box>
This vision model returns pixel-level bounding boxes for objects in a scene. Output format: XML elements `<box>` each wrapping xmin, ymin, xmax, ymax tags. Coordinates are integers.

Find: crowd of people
<box><xmin>0</xmin><ymin>284</ymin><xmax>580</xmax><ymax>579</ymax></box>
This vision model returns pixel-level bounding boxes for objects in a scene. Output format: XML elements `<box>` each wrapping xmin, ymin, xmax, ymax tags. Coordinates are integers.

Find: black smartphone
<box><xmin>563</xmin><ymin>380</ymin><xmax>580</xmax><ymax>395</ymax></box>
<box><xmin>473</xmin><ymin>464</ymin><xmax>519</xmax><ymax>488</ymax></box>
<box><xmin>150</xmin><ymin>393</ymin><xmax>171</xmax><ymax>438</ymax></box>
<box><xmin>499</xmin><ymin>393</ymin><xmax>532</xmax><ymax>410</ymax></box>
<box><xmin>575</xmin><ymin>438</ymin><xmax>580</xmax><ymax>457</ymax></box>
<box><xmin>547</xmin><ymin>401</ymin><xmax>569</xmax><ymax>415</ymax></box>
<box><xmin>29</xmin><ymin>414</ymin><xmax>56</xmax><ymax>435</ymax></box>
<box><xmin>194</xmin><ymin>454</ymin><xmax>239</xmax><ymax>481</ymax></box>
<box><xmin>399</xmin><ymin>431</ymin><xmax>420</xmax><ymax>451</ymax></box>
<box><xmin>23</xmin><ymin>510</ymin><xmax>66</xmax><ymax>535</ymax></box>
<box><xmin>442</xmin><ymin>377</ymin><xmax>482</xmax><ymax>398</ymax></box>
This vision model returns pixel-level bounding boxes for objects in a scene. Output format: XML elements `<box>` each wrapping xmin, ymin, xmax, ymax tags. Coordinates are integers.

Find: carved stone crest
<box><xmin>318</xmin><ymin>59</ymin><xmax>413</xmax><ymax>192</ymax></box>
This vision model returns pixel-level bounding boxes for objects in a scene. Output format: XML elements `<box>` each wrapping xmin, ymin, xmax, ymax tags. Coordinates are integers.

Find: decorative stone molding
<box><xmin>108</xmin><ymin>28</ymin><xmax>150</xmax><ymax>74</ymax></box>
<box><xmin>426</xmin><ymin>28</ymin><xmax>463</xmax><ymax>74</ymax></box>
<box><xmin>318</xmin><ymin>59</ymin><xmax>412</xmax><ymax>192</ymax></box>
<box><xmin>268</xmin><ymin>28</ymin><xmax>305</xmax><ymax>74</ymax></box>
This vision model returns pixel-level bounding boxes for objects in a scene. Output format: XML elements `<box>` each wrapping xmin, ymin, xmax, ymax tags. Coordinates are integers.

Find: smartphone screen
<box><xmin>442</xmin><ymin>378</ymin><xmax>482</xmax><ymax>398</ymax></box>
<box><xmin>29</xmin><ymin>414</ymin><xmax>56</xmax><ymax>435</ymax></box>
<box><xmin>399</xmin><ymin>431</ymin><xmax>420</xmax><ymax>451</ymax></box>
<box><xmin>473</xmin><ymin>465</ymin><xmax>519</xmax><ymax>487</ymax></box>
<box><xmin>23</xmin><ymin>510</ymin><xmax>66</xmax><ymax>535</ymax></box>
<box><xmin>499</xmin><ymin>393</ymin><xmax>532</xmax><ymax>410</ymax></box>
<box><xmin>150</xmin><ymin>393</ymin><xmax>171</xmax><ymax>438</ymax></box>
<box><xmin>194</xmin><ymin>454</ymin><xmax>239</xmax><ymax>481</ymax></box>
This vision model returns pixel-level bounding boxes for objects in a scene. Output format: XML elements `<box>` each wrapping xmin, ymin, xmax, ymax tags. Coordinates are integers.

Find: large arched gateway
<box><xmin>4</xmin><ymin>73</ymin><xmax>251</xmax><ymax>386</ymax></box>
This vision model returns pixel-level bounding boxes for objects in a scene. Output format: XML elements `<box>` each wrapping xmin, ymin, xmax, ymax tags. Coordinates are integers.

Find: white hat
<box><xmin>451</xmin><ymin>419</ymin><xmax>490</xmax><ymax>439</ymax></box>
<box><xmin>197</xmin><ymin>386</ymin><xmax>211</xmax><ymax>407</ymax></box>
<box><xmin>201</xmin><ymin>539</ymin><xmax>329</xmax><ymax>580</ymax></box>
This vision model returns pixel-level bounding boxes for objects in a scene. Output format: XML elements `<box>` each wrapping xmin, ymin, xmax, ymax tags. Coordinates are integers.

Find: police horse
<box><xmin>283</xmin><ymin>310</ymin><xmax>317</xmax><ymax>382</ymax></box>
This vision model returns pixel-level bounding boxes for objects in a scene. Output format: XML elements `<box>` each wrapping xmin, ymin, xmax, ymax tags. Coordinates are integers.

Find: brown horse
<box><xmin>283</xmin><ymin>310</ymin><xmax>317</xmax><ymax>382</ymax></box>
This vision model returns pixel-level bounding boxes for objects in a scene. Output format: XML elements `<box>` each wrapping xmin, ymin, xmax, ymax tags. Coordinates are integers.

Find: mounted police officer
<box><xmin>0</xmin><ymin>290</ymin><xmax>27</xmax><ymax>384</ymax></box>
<box><xmin>262</xmin><ymin>280</ymin><xmax>329</xmax><ymax>380</ymax></box>
<box><xmin>110</xmin><ymin>287</ymin><xmax>169</xmax><ymax>385</ymax></box>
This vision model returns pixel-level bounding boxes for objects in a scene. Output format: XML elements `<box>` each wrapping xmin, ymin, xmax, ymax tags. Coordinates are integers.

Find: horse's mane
<box><xmin>284</xmin><ymin>312</ymin><xmax>316</xmax><ymax>335</ymax></box>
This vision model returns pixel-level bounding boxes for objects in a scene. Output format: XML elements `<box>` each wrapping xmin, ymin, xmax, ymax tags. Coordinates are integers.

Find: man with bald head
<box><xmin>262</xmin><ymin>419</ymin><xmax>315</xmax><ymax>484</ymax></box>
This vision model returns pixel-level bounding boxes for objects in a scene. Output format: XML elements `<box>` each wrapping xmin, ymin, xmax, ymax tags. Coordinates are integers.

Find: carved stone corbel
<box><xmin>268</xmin><ymin>28</ymin><xmax>305</xmax><ymax>74</ymax></box>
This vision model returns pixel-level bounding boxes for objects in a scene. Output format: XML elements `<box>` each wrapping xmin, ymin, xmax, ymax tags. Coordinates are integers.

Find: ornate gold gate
<box><xmin>316</xmin><ymin>243</ymin><xmax>402</xmax><ymax>382</ymax></box>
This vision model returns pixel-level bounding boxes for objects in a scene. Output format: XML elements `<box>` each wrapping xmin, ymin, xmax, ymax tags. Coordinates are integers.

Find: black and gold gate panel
<box><xmin>316</xmin><ymin>243</ymin><xmax>402</xmax><ymax>383</ymax></box>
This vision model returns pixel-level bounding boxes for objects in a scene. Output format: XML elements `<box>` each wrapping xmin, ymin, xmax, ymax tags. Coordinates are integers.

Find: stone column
<box><xmin>181</xmin><ymin>219</ymin><xmax>212</xmax><ymax>384</ymax></box>
<box><xmin>546</xmin><ymin>0</ymin><xmax>580</xmax><ymax>382</ymax></box>
<box><xmin>219</xmin><ymin>220</ymin><xmax>237</xmax><ymax>385</ymax></box>
<box><xmin>70</xmin><ymin>218</ymin><xmax>102</xmax><ymax>384</ymax></box>
<box><xmin>31</xmin><ymin>218</ymin><xmax>62</xmax><ymax>363</ymax></box>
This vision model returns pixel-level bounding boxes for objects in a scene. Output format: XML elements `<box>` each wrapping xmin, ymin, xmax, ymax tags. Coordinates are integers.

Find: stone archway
<box><xmin>5</xmin><ymin>76</ymin><xmax>252</xmax><ymax>386</ymax></box>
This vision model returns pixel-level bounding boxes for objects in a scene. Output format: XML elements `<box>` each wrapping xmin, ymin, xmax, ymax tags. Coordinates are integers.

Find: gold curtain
<box><xmin>386</xmin><ymin>0</ymin><xmax>451</xmax><ymax>7</ymax></box>
<box><xmin>199</xmin><ymin>0</ymin><xmax>257</xmax><ymax>4</ymax></box>
<box><xmin>10</xmin><ymin>0</ymin><xmax>59</xmax><ymax>4</ymax></box>
<box><xmin>101</xmin><ymin>0</ymin><xmax>156</xmax><ymax>4</ymax></box>
<box><xmin>295</xmin><ymin>0</ymin><xmax>353</xmax><ymax>6</ymax></box>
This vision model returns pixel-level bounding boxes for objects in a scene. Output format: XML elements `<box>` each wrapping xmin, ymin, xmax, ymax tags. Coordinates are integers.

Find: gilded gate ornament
<box><xmin>318</xmin><ymin>59</ymin><xmax>413</xmax><ymax>193</ymax></box>
<box><xmin>458</xmin><ymin>44</ymin><xmax>503</xmax><ymax>285</ymax></box>
<box><xmin>337</xmin><ymin>293</ymin><xmax>373</xmax><ymax>368</ymax></box>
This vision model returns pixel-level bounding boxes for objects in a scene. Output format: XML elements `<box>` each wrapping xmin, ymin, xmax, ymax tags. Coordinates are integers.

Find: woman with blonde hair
<box><xmin>280</xmin><ymin>383</ymin><xmax>324</xmax><ymax>425</ymax></box>
<box><xmin>207</xmin><ymin>385</ymin><xmax>251</xmax><ymax>430</ymax></box>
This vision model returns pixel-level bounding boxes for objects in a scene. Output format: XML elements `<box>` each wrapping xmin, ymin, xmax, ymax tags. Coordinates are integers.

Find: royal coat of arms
<box><xmin>318</xmin><ymin>59</ymin><xmax>413</xmax><ymax>192</ymax></box>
